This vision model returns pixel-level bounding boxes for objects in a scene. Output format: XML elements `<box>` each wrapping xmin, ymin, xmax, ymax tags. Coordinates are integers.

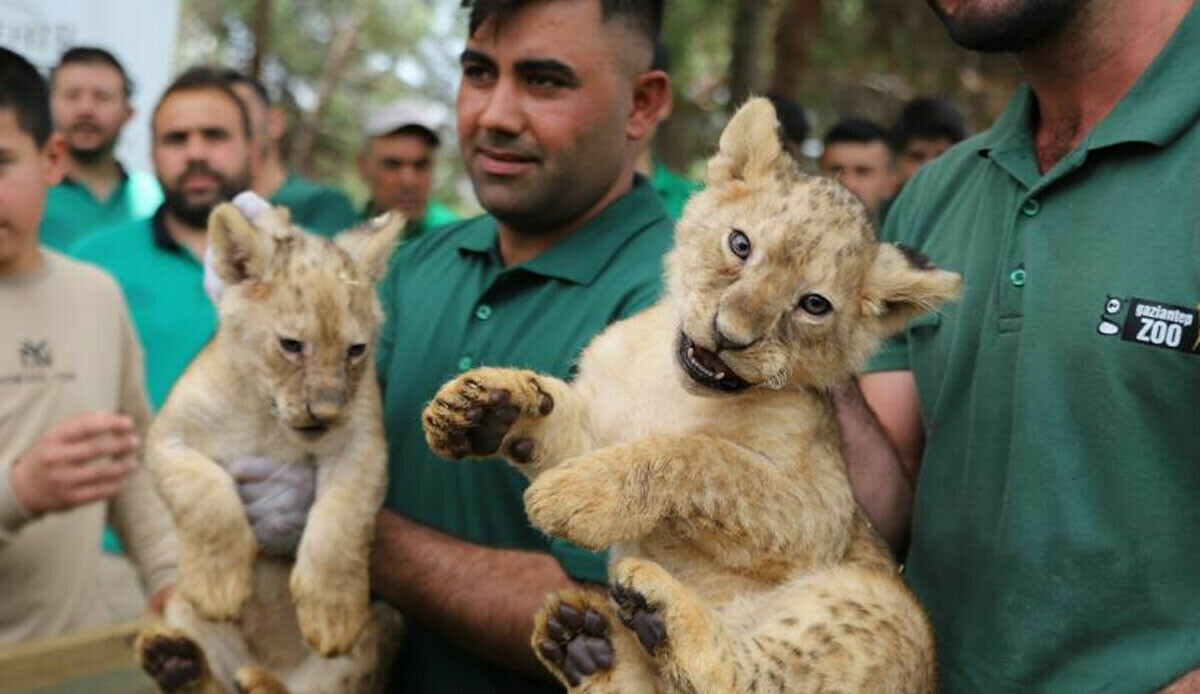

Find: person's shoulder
<box><xmin>69</xmin><ymin>217</ymin><xmax>152</xmax><ymax>262</ymax></box>
<box><xmin>42</xmin><ymin>249</ymin><xmax>126</xmax><ymax>306</ymax></box>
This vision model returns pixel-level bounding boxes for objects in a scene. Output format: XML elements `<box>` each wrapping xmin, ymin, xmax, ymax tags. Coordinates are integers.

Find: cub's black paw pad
<box><xmin>538</xmin><ymin>602</ymin><xmax>614</xmax><ymax>686</ymax></box>
<box><xmin>610</xmin><ymin>582</ymin><xmax>668</xmax><ymax>654</ymax></box>
<box><xmin>140</xmin><ymin>634</ymin><xmax>206</xmax><ymax>692</ymax></box>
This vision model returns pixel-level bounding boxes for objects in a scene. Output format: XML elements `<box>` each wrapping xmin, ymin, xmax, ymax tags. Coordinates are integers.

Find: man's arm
<box><xmin>370</xmin><ymin>509</ymin><xmax>579</xmax><ymax>679</ymax></box>
<box><xmin>833</xmin><ymin>371</ymin><xmax>923</xmax><ymax>556</ymax></box>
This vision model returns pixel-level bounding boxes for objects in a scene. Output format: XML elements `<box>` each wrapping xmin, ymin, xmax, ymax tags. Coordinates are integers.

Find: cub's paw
<box><xmin>610</xmin><ymin>581</ymin><xmax>668</xmax><ymax>655</ymax></box>
<box><xmin>291</xmin><ymin>564</ymin><xmax>369</xmax><ymax>656</ymax></box>
<box><xmin>524</xmin><ymin>457</ymin><xmax>656</xmax><ymax>549</ymax></box>
<box><xmin>234</xmin><ymin>665</ymin><xmax>291</xmax><ymax>694</ymax></box>
<box><xmin>534</xmin><ymin>590</ymin><xmax>615</xmax><ymax>688</ymax></box>
<box><xmin>136</xmin><ymin>629</ymin><xmax>209</xmax><ymax>693</ymax></box>
<box><xmin>422</xmin><ymin>367</ymin><xmax>554</xmax><ymax>462</ymax></box>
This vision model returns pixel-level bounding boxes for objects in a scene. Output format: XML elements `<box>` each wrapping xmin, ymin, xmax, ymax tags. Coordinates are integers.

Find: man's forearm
<box><xmin>832</xmin><ymin>379</ymin><xmax>914</xmax><ymax>556</ymax></box>
<box><xmin>370</xmin><ymin>509</ymin><xmax>576</xmax><ymax>679</ymax></box>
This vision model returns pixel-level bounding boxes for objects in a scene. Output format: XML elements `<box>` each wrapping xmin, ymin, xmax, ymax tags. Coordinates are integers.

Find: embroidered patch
<box><xmin>1097</xmin><ymin>296</ymin><xmax>1200</xmax><ymax>354</ymax></box>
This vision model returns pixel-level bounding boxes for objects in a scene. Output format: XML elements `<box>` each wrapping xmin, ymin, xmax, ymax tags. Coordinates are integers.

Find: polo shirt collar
<box><xmin>456</xmin><ymin>174</ymin><xmax>668</xmax><ymax>285</ymax></box>
<box><xmin>978</xmin><ymin>1</ymin><xmax>1200</xmax><ymax>166</ymax></box>
<box><xmin>60</xmin><ymin>161</ymin><xmax>131</xmax><ymax>199</ymax></box>
<box><xmin>150</xmin><ymin>204</ymin><xmax>187</xmax><ymax>254</ymax></box>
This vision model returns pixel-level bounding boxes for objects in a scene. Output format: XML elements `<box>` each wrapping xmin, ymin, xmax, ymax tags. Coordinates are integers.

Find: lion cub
<box><xmin>135</xmin><ymin>203</ymin><xmax>403</xmax><ymax>694</ymax></box>
<box><xmin>422</xmin><ymin>98</ymin><xmax>958</xmax><ymax>693</ymax></box>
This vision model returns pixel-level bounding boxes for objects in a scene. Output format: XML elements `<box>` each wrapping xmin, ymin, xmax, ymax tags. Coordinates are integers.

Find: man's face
<box><xmin>897</xmin><ymin>136</ymin><xmax>955</xmax><ymax>185</ymax></box>
<box><xmin>152</xmin><ymin>89</ymin><xmax>252</xmax><ymax>229</ymax></box>
<box><xmin>457</xmin><ymin>0</ymin><xmax>637</xmax><ymax>234</ymax></box>
<box><xmin>927</xmin><ymin>0</ymin><xmax>1084</xmax><ymax>52</ymax></box>
<box><xmin>50</xmin><ymin>62</ymin><xmax>132</xmax><ymax>163</ymax></box>
<box><xmin>0</xmin><ymin>111</ymin><xmax>64</xmax><ymax>271</ymax></box>
<box><xmin>360</xmin><ymin>131</ymin><xmax>436</xmax><ymax>223</ymax></box>
<box><xmin>819</xmin><ymin>141</ymin><xmax>895</xmax><ymax>215</ymax></box>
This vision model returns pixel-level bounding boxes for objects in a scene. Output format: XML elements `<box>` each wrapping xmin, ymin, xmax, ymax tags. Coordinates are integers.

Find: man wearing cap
<box><xmin>223</xmin><ymin>70</ymin><xmax>358</xmax><ymax>236</ymax></box>
<box><xmin>359</xmin><ymin>99</ymin><xmax>457</xmax><ymax>239</ymax></box>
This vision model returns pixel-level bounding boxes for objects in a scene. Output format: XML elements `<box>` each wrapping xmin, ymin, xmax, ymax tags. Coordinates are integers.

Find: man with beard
<box><xmin>72</xmin><ymin>67</ymin><xmax>253</xmax><ymax>408</ymax></box>
<box><xmin>837</xmin><ymin>0</ymin><xmax>1200</xmax><ymax>691</ymax></box>
<box><xmin>40</xmin><ymin>47</ymin><xmax>162</xmax><ymax>251</ymax></box>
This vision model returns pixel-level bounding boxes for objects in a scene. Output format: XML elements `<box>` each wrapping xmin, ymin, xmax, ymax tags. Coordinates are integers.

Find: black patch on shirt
<box><xmin>1119</xmin><ymin>297</ymin><xmax>1200</xmax><ymax>355</ymax></box>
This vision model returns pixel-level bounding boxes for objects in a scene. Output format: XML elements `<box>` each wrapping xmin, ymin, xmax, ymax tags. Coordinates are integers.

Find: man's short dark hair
<box><xmin>221</xmin><ymin>68</ymin><xmax>271</xmax><ymax>108</ymax></box>
<box><xmin>766</xmin><ymin>92</ymin><xmax>810</xmax><ymax>147</ymax></box>
<box><xmin>52</xmin><ymin>46</ymin><xmax>134</xmax><ymax>99</ymax></box>
<box><xmin>891</xmin><ymin>96</ymin><xmax>969</xmax><ymax>150</ymax></box>
<box><xmin>0</xmin><ymin>47</ymin><xmax>52</xmax><ymax>147</ymax></box>
<box><xmin>463</xmin><ymin>0</ymin><xmax>662</xmax><ymax>46</ymax></box>
<box><xmin>824</xmin><ymin>118</ymin><xmax>890</xmax><ymax>147</ymax></box>
<box><xmin>153</xmin><ymin>66</ymin><xmax>252</xmax><ymax>138</ymax></box>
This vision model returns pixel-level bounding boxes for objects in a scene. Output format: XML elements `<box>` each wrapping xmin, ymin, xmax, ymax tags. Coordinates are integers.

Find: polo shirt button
<box><xmin>1021</xmin><ymin>198</ymin><xmax>1040</xmax><ymax>216</ymax></box>
<box><xmin>1010</xmin><ymin>268</ymin><xmax>1027</xmax><ymax>287</ymax></box>
<box><xmin>474</xmin><ymin>304</ymin><xmax>492</xmax><ymax>320</ymax></box>
<box><xmin>458</xmin><ymin>356</ymin><xmax>474</xmax><ymax>370</ymax></box>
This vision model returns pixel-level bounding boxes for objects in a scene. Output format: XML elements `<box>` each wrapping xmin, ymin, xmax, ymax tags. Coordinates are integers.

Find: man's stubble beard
<box><xmin>928</xmin><ymin>0</ymin><xmax>1087</xmax><ymax>52</ymax></box>
<box><xmin>162</xmin><ymin>164</ymin><xmax>252</xmax><ymax>229</ymax></box>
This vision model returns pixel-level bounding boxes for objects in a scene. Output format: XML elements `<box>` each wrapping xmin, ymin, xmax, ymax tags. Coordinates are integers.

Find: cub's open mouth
<box><xmin>292</xmin><ymin>423</ymin><xmax>330</xmax><ymax>438</ymax></box>
<box><xmin>676</xmin><ymin>333</ymin><xmax>752</xmax><ymax>393</ymax></box>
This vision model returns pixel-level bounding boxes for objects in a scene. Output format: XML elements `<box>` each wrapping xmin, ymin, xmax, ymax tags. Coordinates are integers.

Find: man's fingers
<box><xmin>52</xmin><ymin>434</ymin><xmax>139</xmax><ymax>466</ymax></box>
<box><xmin>55</xmin><ymin>412</ymin><xmax>135</xmax><ymax>443</ymax></box>
<box><xmin>57</xmin><ymin>459</ymin><xmax>135</xmax><ymax>489</ymax></box>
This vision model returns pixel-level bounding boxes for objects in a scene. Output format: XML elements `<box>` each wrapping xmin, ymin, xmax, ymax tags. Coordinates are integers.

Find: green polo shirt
<box><xmin>70</xmin><ymin>207</ymin><xmax>215</xmax><ymax>410</ymax></box>
<box><xmin>651</xmin><ymin>159</ymin><xmax>700</xmax><ymax>219</ymax></box>
<box><xmin>376</xmin><ymin>176</ymin><xmax>672</xmax><ymax>693</ymax></box>
<box><xmin>270</xmin><ymin>172</ymin><xmax>358</xmax><ymax>237</ymax></box>
<box><xmin>869</xmin><ymin>5</ymin><xmax>1200</xmax><ymax>691</ymax></box>
<box><xmin>40</xmin><ymin>168</ymin><xmax>162</xmax><ymax>252</ymax></box>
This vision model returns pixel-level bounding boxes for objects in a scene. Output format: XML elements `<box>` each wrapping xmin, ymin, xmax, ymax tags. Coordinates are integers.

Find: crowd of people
<box><xmin>1</xmin><ymin>0</ymin><xmax>1198</xmax><ymax>691</ymax></box>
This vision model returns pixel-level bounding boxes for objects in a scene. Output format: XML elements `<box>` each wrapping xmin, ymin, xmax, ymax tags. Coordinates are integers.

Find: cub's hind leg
<box><xmin>138</xmin><ymin>595</ymin><xmax>257</xmax><ymax>694</ymax></box>
<box><xmin>282</xmin><ymin>602</ymin><xmax>404</xmax><ymax>694</ymax></box>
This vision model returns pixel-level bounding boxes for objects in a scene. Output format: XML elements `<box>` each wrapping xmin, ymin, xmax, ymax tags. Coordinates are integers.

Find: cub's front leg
<box><xmin>422</xmin><ymin>367</ymin><xmax>593</xmax><ymax>480</ymax></box>
<box><xmin>290</xmin><ymin>422</ymin><xmax>386</xmax><ymax>657</ymax></box>
<box><xmin>149</xmin><ymin>435</ymin><xmax>256</xmax><ymax>621</ymax></box>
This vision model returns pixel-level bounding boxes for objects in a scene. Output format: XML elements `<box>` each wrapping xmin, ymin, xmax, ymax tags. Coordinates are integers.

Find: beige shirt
<box><xmin>0</xmin><ymin>250</ymin><xmax>175</xmax><ymax>644</ymax></box>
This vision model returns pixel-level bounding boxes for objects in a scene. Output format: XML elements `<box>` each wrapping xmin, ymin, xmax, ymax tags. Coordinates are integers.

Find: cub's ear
<box><xmin>860</xmin><ymin>243</ymin><xmax>961</xmax><ymax>336</ymax></box>
<box><xmin>208</xmin><ymin>203</ymin><xmax>276</xmax><ymax>285</ymax></box>
<box><xmin>335</xmin><ymin>211</ymin><xmax>406</xmax><ymax>283</ymax></box>
<box><xmin>706</xmin><ymin>96</ymin><xmax>784</xmax><ymax>186</ymax></box>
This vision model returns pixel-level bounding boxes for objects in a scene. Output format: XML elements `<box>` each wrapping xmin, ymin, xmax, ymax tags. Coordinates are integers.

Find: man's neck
<box><xmin>253</xmin><ymin>150</ymin><xmax>289</xmax><ymax>199</ymax></box>
<box><xmin>496</xmin><ymin>167</ymin><xmax>635</xmax><ymax>267</ymax></box>
<box><xmin>66</xmin><ymin>153</ymin><xmax>123</xmax><ymax>201</ymax></box>
<box><xmin>0</xmin><ymin>244</ymin><xmax>43</xmax><ymax>277</ymax></box>
<box><xmin>163</xmin><ymin>211</ymin><xmax>208</xmax><ymax>260</ymax></box>
<box><xmin>1018</xmin><ymin>0</ymin><xmax>1193</xmax><ymax>172</ymax></box>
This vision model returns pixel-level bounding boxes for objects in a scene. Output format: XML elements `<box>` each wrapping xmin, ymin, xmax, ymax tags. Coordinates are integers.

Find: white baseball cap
<box><xmin>364</xmin><ymin>99</ymin><xmax>442</xmax><ymax>145</ymax></box>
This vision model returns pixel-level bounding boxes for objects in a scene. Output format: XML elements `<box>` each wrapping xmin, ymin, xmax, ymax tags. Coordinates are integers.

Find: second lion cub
<box><xmin>136</xmin><ymin>202</ymin><xmax>402</xmax><ymax>694</ymax></box>
<box><xmin>422</xmin><ymin>98</ymin><xmax>957</xmax><ymax>693</ymax></box>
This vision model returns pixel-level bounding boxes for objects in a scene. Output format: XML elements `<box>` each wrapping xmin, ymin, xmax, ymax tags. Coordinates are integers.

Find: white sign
<box><xmin>0</xmin><ymin>0</ymin><xmax>180</xmax><ymax>172</ymax></box>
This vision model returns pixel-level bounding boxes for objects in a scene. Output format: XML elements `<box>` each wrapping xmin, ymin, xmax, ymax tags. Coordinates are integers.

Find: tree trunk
<box><xmin>249</xmin><ymin>0</ymin><xmax>272</xmax><ymax>79</ymax></box>
<box><xmin>728</xmin><ymin>0</ymin><xmax>762</xmax><ymax>107</ymax></box>
<box><xmin>289</xmin><ymin>11</ymin><xmax>366</xmax><ymax>175</ymax></box>
<box><xmin>771</xmin><ymin>0</ymin><xmax>821</xmax><ymax>99</ymax></box>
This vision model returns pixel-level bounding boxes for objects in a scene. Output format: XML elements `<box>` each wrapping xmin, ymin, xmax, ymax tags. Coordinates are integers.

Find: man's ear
<box><xmin>208</xmin><ymin>203</ymin><xmax>276</xmax><ymax>285</ymax></box>
<box><xmin>860</xmin><ymin>243</ymin><xmax>961</xmax><ymax>336</ymax></box>
<box><xmin>40</xmin><ymin>133</ymin><xmax>66</xmax><ymax>187</ymax></box>
<box><xmin>267</xmin><ymin>107</ymin><xmax>287</xmax><ymax>143</ymax></box>
<box><xmin>627</xmin><ymin>69</ymin><xmax>671</xmax><ymax>143</ymax></box>
<box><xmin>706</xmin><ymin>97</ymin><xmax>784</xmax><ymax>187</ymax></box>
<box><xmin>334</xmin><ymin>211</ymin><xmax>406</xmax><ymax>283</ymax></box>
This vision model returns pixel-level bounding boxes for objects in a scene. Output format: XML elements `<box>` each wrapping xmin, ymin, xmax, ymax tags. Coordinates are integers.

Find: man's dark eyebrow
<box><xmin>460</xmin><ymin>49</ymin><xmax>496</xmax><ymax>68</ymax></box>
<box><xmin>514</xmin><ymin>58</ymin><xmax>578</xmax><ymax>84</ymax></box>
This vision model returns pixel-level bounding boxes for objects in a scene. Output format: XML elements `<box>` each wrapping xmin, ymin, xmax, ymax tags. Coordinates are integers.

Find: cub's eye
<box><xmin>279</xmin><ymin>338</ymin><xmax>303</xmax><ymax>354</ymax></box>
<box><xmin>798</xmin><ymin>293</ymin><xmax>832</xmax><ymax>316</ymax></box>
<box><xmin>728</xmin><ymin>229</ymin><xmax>752</xmax><ymax>259</ymax></box>
<box><xmin>347</xmin><ymin>344</ymin><xmax>367</xmax><ymax>358</ymax></box>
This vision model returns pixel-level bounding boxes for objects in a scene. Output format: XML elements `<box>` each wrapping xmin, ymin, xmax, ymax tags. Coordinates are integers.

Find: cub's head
<box><xmin>207</xmin><ymin>204</ymin><xmax>403</xmax><ymax>439</ymax></box>
<box><xmin>666</xmin><ymin>97</ymin><xmax>960</xmax><ymax>395</ymax></box>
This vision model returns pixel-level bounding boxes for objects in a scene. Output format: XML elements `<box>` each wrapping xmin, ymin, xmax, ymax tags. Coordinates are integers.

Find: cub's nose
<box><xmin>306</xmin><ymin>400</ymin><xmax>342</xmax><ymax>426</ymax></box>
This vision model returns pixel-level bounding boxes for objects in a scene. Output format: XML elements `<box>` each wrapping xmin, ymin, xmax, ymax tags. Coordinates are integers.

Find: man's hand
<box><xmin>11</xmin><ymin>411</ymin><xmax>138</xmax><ymax>515</ymax></box>
<box><xmin>146</xmin><ymin>585</ymin><xmax>174</xmax><ymax>616</ymax></box>
<box><xmin>229</xmin><ymin>457</ymin><xmax>315</xmax><ymax>557</ymax></box>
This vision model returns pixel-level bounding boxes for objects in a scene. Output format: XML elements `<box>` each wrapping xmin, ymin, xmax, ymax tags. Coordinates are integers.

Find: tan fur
<box><xmin>423</xmin><ymin>98</ymin><xmax>958</xmax><ymax>693</ymax></box>
<box><xmin>138</xmin><ymin>206</ymin><xmax>404</xmax><ymax>693</ymax></box>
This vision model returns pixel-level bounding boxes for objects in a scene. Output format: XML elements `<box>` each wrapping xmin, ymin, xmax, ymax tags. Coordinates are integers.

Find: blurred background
<box><xmin>0</xmin><ymin>0</ymin><xmax>1022</xmax><ymax>217</ymax></box>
